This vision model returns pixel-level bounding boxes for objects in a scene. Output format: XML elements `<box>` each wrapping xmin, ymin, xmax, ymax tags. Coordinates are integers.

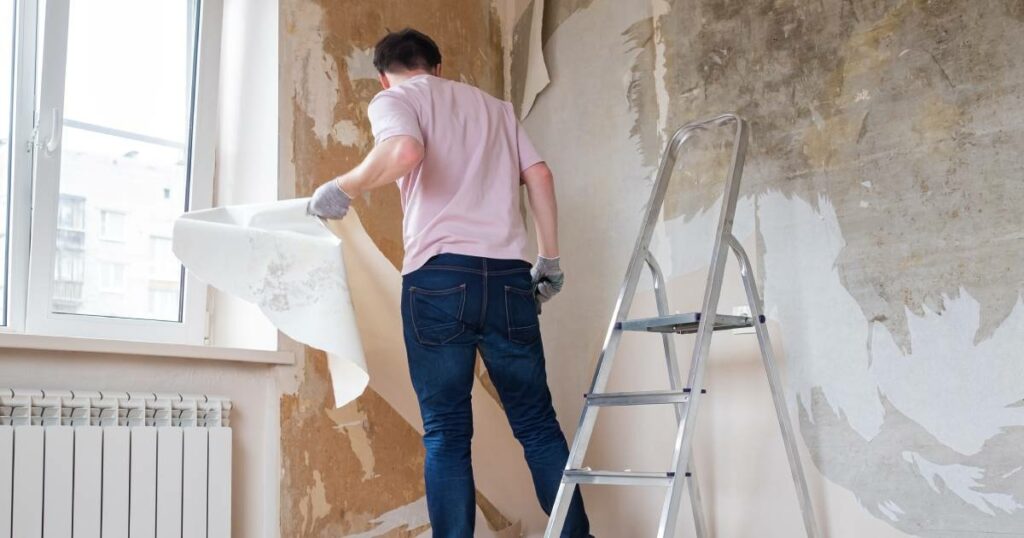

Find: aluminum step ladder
<box><xmin>543</xmin><ymin>114</ymin><xmax>820</xmax><ymax>538</ymax></box>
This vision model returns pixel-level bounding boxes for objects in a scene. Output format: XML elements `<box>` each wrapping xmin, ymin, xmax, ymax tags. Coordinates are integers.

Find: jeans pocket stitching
<box><xmin>504</xmin><ymin>285</ymin><xmax>540</xmax><ymax>344</ymax></box>
<box><xmin>410</xmin><ymin>284</ymin><xmax>467</xmax><ymax>345</ymax></box>
<box><xmin>409</xmin><ymin>283</ymin><xmax>467</xmax><ymax>296</ymax></box>
<box><xmin>416</xmin><ymin>321</ymin><xmax>466</xmax><ymax>345</ymax></box>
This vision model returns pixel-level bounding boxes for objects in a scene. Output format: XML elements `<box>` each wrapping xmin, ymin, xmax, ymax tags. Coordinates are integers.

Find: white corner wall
<box><xmin>211</xmin><ymin>0</ymin><xmax>280</xmax><ymax>353</ymax></box>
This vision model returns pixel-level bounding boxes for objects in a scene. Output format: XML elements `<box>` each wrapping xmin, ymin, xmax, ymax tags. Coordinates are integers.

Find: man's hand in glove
<box><xmin>531</xmin><ymin>256</ymin><xmax>564</xmax><ymax>313</ymax></box>
<box><xmin>306</xmin><ymin>178</ymin><xmax>353</xmax><ymax>220</ymax></box>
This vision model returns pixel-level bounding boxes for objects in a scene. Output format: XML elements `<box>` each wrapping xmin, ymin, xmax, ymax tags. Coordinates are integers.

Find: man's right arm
<box><xmin>523</xmin><ymin>162</ymin><xmax>564</xmax><ymax>309</ymax></box>
<box><xmin>522</xmin><ymin>162</ymin><xmax>559</xmax><ymax>259</ymax></box>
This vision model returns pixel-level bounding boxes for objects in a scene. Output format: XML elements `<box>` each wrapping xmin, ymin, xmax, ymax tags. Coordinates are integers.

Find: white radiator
<box><xmin>0</xmin><ymin>389</ymin><xmax>232</xmax><ymax>538</ymax></box>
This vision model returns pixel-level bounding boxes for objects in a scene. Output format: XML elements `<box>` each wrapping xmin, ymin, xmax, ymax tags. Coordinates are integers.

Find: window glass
<box><xmin>99</xmin><ymin>210</ymin><xmax>125</xmax><ymax>242</ymax></box>
<box><xmin>51</xmin><ymin>0</ymin><xmax>198</xmax><ymax>321</ymax></box>
<box><xmin>99</xmin><ymin>262</ymin><xmax>124</xmax><ymax>291</ymax></box>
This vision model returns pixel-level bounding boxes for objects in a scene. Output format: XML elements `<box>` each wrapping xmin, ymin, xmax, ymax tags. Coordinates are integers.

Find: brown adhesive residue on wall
<box><xmin>281</xmin><ymin>347</ymin><xmax>426</xmax><ymax>536</ymax></box>
<box><xmin>1007</xmin><ymin>0</ymin><xmax>1024</xmax><ymax>21</ymax></box>
<box><xmin>282</xmin><ymin>0</ymin><xmax>514</xmax><ymax>534</ymax></box>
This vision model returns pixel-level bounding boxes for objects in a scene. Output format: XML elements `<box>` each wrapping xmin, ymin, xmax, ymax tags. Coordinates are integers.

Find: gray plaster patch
<box><xmin>802</xmin><ymin>388</ymin><xmax>1024</xmax><ymax>536</ymax></box>
<box><xmin>623</xmin><ymin>17</ymin><xmax>660</xmax><ymax>169</ymax></box>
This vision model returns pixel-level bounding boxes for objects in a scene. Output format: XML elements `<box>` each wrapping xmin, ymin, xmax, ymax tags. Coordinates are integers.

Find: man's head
<box><xmin>373</xmin><ymin>28</ymin><xmax>442</xmax><ymax>89</ymax></box>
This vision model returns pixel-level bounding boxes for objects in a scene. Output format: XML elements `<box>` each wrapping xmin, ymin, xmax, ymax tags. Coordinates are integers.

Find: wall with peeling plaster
<box><xmin>278</xmin><ymin>0</ymin><xmax>532</xmax><ymax>535</ymax></box>
<box><xmin>515</xmin><ymin>0</ymin><xmax>1024</xmax><ymax>536</ymax></box>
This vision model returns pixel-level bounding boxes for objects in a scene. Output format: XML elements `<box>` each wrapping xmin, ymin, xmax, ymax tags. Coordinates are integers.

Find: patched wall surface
<box><xmin>279</xmin><ymin>0</ymin><xmax>511</xmax><ymax>535</ymax></box>
<box><xmin>520</xmin><ymin>0</ymin><xmax>1024</xmax><ymax>535</ymax></box>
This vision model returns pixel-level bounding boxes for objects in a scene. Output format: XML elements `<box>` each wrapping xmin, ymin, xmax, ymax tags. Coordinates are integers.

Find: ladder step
<box><xmin>586</xmin><ymin>389</ymin><xmax>692</xmax><ymax>407</ymax></box>
<box><xmin>617</xmin><ymin>312</ymin><xmax>754</xmax><ymax>334</ymax></box>
<box><xmin>563</xmin><ymin>469</ymin><xmax>690</xmax><ymax>486</ymax></box>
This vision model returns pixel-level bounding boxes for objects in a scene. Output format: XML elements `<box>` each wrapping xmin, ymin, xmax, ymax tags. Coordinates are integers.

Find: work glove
<box><xmin>306</xmin><ymin>179</ymin><xmax>352</xmax><ymax>220</ymax></box>
<box><xmin>531</xmin><ymin>256</ymin><xmax>564</xmax><ymax>314</ymax></box>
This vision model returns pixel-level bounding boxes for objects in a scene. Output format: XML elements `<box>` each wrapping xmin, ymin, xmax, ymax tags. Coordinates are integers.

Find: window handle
<box><xmin>44</xmin><ymin>107</ymin><xmax>62</xmax><ymax>154</ymax></box>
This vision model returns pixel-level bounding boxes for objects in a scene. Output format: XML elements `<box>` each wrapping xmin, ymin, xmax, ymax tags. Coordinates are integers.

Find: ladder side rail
<box><xmin>682</xmin><ymin>115</ymin><xmax>749</xmax><ymax>390</ymax></box>
<box><xmin>659</xmin><ymin>115</ymin><xmax>750</xmax><ymax>538</ymax></box>
<box><xmin>646</xmin><ymin>251</ymin><xmax>708</xmax><ymax>538</ymax></box>
<box><xmin>643</xmin><ymin>251</ymin><xmax>684</xmax><ymax>420</ymax></box>
<box><xmin>687</xmin><ymin>469</ymin><xmax>709</xmax><ymax>538</ymax></box>
<box><xmin>726</xmin><ymin>235</ymin><xmax>820</xmax><ymax>538</ymax></box>
<box><xmin>545</xmin><ymin>116</ymin><xmax>731</xmax><ymax>538</ymax></box>
<box><xmin>583</xmin><ymin>121</ymin><xmax>704</xmax><ymax>399</ymax></box>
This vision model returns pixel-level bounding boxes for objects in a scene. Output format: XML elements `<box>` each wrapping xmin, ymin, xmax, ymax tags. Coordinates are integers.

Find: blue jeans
<box><xmin>401</xmin><ymin>253</ymin><xmax>591</xmax><ymax>538</ymax></box>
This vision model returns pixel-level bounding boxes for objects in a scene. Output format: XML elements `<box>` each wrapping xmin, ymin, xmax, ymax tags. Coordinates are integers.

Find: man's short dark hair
<box><xmin>373</xmin><ymin>28</ymin><xmax>442</xmax><ymax>74</ymax></box>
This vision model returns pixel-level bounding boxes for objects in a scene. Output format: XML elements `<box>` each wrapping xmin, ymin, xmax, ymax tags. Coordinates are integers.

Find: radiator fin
<box><xmin>0</xmin><ymin>389</ymin><xmax>231</xmax><ymax>427</ymax></box>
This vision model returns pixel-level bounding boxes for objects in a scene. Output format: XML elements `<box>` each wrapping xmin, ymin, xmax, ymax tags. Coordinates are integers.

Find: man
<box><xmin>306</xmin><ymin>28</ymin><xmax>591</xmax><ymax>537</ymax></box>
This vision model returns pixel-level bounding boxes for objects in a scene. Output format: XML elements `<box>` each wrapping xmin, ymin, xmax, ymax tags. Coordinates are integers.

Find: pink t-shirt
<box><xmin>366</xmin><ymin>74</ymin><xmax>543</xmax><ymax>274</ymax></box>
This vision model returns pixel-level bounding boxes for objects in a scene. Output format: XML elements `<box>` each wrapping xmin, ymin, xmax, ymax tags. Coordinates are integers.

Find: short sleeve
<box><xmin>516</xmin><ymin>119</ymin><xmax>544</xmax><ymax>172</ymax></box>
<box><xmin>367</xmin><ymin>92</ymin><xmax>423</xmax><ymax>146</ymax></box>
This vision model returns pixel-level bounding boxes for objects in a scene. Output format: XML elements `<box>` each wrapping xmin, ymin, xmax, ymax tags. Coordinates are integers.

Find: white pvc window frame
<box><xmin>3</xmin><ymin>0</ymin><xmax>222</xmax><ymax>345</ymax></box>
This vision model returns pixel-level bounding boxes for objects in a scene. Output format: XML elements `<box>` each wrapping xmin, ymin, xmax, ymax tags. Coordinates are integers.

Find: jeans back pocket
<box><xmin>410</xmin><ymin>284</ymin><xmax>468</xmax><ymax>345</ymax></box>
<box><xmin>504</xmin><ymin>285</ymin><xmax>541</xmax><ymax>345</ymax></box>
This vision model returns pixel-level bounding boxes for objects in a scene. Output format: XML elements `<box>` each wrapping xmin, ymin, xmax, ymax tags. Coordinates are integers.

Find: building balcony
<box><xmin>52</xmin><ymin>279</ymin><xmax>84</xmax><ymax>305</ymax></box>
<box><xmin>56</xmin><ymin>228</ymin><xmax>86</xmax><ymax>250</ymax></box>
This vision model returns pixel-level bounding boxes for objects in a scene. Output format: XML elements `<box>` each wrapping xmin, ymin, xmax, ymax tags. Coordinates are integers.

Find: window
<box><xmin>149</xmin><ymin>236</ymin><xmax>176</xmax><ymax>268</ymax></box>
<box><xmin>99</xmin><ymin>262</ymin><xmax>125</xmax><ymax>292</ymax></box>
<box><xmin>3</xmin><ymin>1</ymin><xmax>221</xmax><ymax>344</ymax></box>
<box><xmin>99</xmin><ymin>210</ymin><xmax>126</xmax><ymax>242</ymax></box>
<box><xmin>148</xmin><ymin>285</ymin><xmax>180</xmax><ymax>321</ymax></box>
<box><xmin>52</xmin><ymin>251</ymin><xmax>84</xmax><ymax>312</ymax></box>
<box><xmin>148</xmin><ymin>235</ymin><xmax>181</xmax><ymax>291</ymax></box>
<box><xmin>57</xmin><ymin>194</ymin><xmax>85</xmax><ymax>230</ymax></box>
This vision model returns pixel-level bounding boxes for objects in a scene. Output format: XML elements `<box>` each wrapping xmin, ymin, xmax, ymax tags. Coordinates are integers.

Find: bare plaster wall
<box><xmin>278</xmin><ymin>1</ymin><xmax>520</xmax><ymax>535</ymax></box>
<box><xmin>517</xmin><ymin>0</ymin><xmax>1024</xmax><ymax>536</ymax></box>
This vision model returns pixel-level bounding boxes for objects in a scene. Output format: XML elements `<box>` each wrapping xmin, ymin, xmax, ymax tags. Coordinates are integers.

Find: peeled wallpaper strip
<box><xmin>517</xmin><ymin>0</ymin><xmax>549</xmax><ymax>120</ymax></box>
<box><xmin>172</xmin><ymin>198</ymin><xmax>368</xmax><ymax>407</ymax></box>
<box><xmin>173</xmin><ymin>200</ymin><xmax>542</xmax><ymax>526</ymax></box>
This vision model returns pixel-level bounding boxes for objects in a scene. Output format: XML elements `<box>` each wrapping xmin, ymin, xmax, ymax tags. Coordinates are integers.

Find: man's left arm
<box><xmin>306</xmin><ymin>135</ymin><xmax>423</xmax><ymax>219</ymax></box>
<box><xmin>337</xmin><ymin>135</ymin><xmax>423</xmax><ymax>198</ymax></box>
<box><xmin>308</xmin><ymin>92</ymin><xmax>424</xmax><ymax>219</ymax></box>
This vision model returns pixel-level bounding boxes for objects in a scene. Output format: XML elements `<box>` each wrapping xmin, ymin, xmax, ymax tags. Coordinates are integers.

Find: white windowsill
<box><xmin>0</xmin><ymin>331</ymin><xmax>295</xmax><ymax>365</ymax></box>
